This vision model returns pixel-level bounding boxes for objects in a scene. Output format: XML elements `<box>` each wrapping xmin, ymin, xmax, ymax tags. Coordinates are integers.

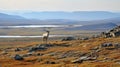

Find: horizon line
<box><xmin>0</xmin><ymin>9</ymin><xmax>120</xmax><ymax>13</ymax></box>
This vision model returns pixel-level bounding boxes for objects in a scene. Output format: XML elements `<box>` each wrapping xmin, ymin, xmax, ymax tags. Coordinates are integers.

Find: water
<box><xmin>0</xmin><ymin>25</ymin><xmax>82</xmax><ymax>28</ymax></box>
<box><xmin>0</xmin><ymin>25</ymin><xmax>81</xmax><ymax>38</ymax></box>
<box><xmin>0</xmin><ymin>35</ymin><xmax>74</xmax><ymax>38</ymax></box>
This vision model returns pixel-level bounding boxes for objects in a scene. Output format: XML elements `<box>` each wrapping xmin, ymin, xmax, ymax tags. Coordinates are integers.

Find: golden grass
<box><xmin>0</xmin><ymin>37</ymin><xmax>120</xmax><ymax>67</ymax></box>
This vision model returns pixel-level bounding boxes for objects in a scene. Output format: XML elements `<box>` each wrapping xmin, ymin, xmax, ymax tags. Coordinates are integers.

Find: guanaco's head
<box><xmin>46</xmin><ymin>30</ymin><xmax>50</xmax><ymax>33</ymax></box>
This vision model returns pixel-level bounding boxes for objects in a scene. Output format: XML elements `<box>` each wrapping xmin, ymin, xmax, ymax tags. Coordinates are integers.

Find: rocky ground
<box><xmin>0</xmin><ymin>37</ymin><xmax>120</xmax><ymax>67</ymax></box>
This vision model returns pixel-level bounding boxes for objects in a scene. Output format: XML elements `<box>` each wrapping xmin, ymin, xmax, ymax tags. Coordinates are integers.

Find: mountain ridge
<box><xmin>0</xmin><ymin>12</ymin><xmax>120</xmax><ymax>29</ymax></box>
<box><xmin>0</xmin><ymin>13</ymin><xmax>25</xmax><ymax>20</ymax></box>
<box><xmin>18</xmin><ymin>11</ymin><xmax>120</xmax><ymax>21</ymax></box>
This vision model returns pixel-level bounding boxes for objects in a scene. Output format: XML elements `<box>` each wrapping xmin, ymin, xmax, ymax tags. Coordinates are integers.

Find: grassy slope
<box><xmin>0</xmin><ymin>37</ymin><xmax>120</xmax><ymax>67</ymax></box>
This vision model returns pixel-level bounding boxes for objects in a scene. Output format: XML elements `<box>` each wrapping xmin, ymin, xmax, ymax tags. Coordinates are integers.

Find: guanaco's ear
<box><xmin>46</xmin><ymin>30</ymin><xmax>50</xmax><ymax>32</ymax></box>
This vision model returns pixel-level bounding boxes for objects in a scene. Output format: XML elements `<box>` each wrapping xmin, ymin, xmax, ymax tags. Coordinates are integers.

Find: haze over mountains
<box><xmin>18</xmin><ymin>11</ymin><xmax>120</xmax><ymax>21</ymax></box>
<box><xmin>0</xmin><ymin>11</ymin><xmax>120</xmax><ymax>30</ymax></box>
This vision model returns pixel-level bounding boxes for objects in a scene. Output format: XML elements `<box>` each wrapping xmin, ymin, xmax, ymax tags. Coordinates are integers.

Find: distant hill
<box><xmin>0</xmin><ymin>13</ymin><xmax>27</xmax><ymax>26</ymax></box>
<box><xmin>0</xmin><ymin>11</ymin><xmax>120</xmax><ymax>26</ymax></box>
<box><xmin>66</xmin><ymin>23</ymin><xmax>117</xmax><ymax>31</ymax></box>
<box><xmin>86</xmin><ymin>17</ymin><xmax>120</xmax><ymax>25</ymax></box>
<box><xmin>18</xmin><ymin>11</ymin><xmax>120</xmax><ymax>21</ymax></box>
<box><xmin>0</xmin><ymin>12</ymin><xmax>81</xmax><ymax>25</ymax></box>
<box><xmin>0</xmin><ymin>13</ymin><xmax>25</xmax><ymax>20</ymax></box>
<box><xmin>42</xmin><ymin>17</ymin><xmax>120</xmax><ymax>25</ymax></box>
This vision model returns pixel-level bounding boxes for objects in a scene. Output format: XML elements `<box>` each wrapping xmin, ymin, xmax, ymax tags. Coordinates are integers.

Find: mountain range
<box><xmin>16</xmin><ymin>11</ymin><xmax>120</xmax><ymax>21</ymax></box>
<box><xmin>0</xmin><ymin>11</ymin><xmax>120</xmax><ymax>30</ymax></box>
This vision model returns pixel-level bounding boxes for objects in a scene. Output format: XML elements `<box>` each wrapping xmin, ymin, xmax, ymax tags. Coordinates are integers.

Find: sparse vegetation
<box><xmin>0</xmin><ymin>25</ymin><xmax>120</xmax><ymax>67</ymax></box>
<box><xmin>0</xmin><ymin>36</ymin><xmax>120</xmax><ymax>67</ymax></box>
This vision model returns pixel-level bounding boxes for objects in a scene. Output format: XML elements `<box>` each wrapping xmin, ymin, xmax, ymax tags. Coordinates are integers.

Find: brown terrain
<box><xmin>0</xmin><ymin>26</ymin><xmax>120</xmax><ymax>67</ymax></box>
<box><xmin>0</xmin><ymin>36</ymin><xmax>120</xmax><ymax>67</ymax></box>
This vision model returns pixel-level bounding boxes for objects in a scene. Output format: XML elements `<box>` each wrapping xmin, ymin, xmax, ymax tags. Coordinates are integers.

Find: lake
<box><xmin>0</xmin><ymin>25</ymin><xmax>82</xmax><ymax>28</ymax></box>
<box><xmin>0</xmin><ymin>25</ymin><xmax>81</xmax><ymax>38</ymax></box>
<box><xmin>0</xmin><ymin>35</ymin><xmax>74</xmax><ymax>38</ymax></box>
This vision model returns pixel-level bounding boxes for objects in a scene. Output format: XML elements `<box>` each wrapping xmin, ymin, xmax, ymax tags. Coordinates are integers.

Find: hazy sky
<box><xmin>0</xmin><ymin>0</ymin><xmax>120</xmax><ymax>11</ymax></box>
